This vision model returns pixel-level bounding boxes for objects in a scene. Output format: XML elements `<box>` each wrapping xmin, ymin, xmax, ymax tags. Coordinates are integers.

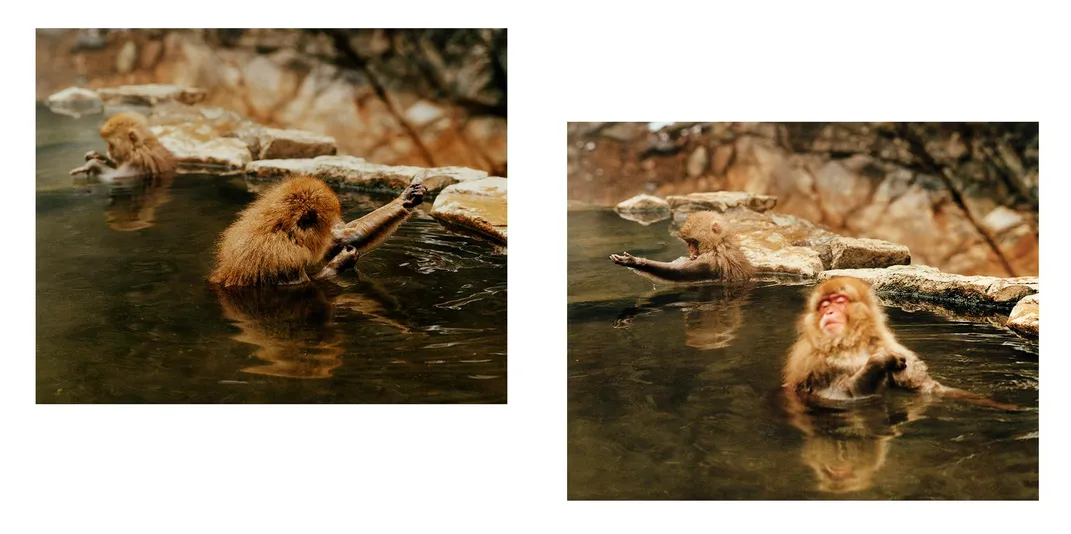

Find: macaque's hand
<box><xmin>85</xmin><ymin>150</ymin><xmax>107</xmax><ymax>162</ymax></box>
<box><xmin>609</xmin><ymin>252</ymin><xmax>639</xmax><ymax>266</ymax></box>
<box><xmin>327</xmin><ymin>245</ymin><xmax>360</xmax><ymax>271</ymax></box>
<box><xmin>69</xmin><ymin>160</ymin><xmax>103</xmax><ymax>176</ymax></box>
<box><xmin>873</xmin><ymin>350</ymin><xmax>907</xmax><ymax>372</ymax></box>
<box><xmin>400</xmin><ymin>183</ymin><xmax>427</xmax><ymax>209</ymax></box>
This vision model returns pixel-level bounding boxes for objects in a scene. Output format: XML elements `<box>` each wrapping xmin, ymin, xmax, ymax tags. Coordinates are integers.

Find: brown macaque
<box><xmin>783</xmin><ymin>277</ymin><xmax>1016</xmax><ymax>410</ymax></box>
<box><xmin>610</xmin><ymin>211</ymin><xmax>755</xmax><ymax>283</ymax></box>
<box><xmin>69</xmin><ymin>112</ymin><xmax>178</xmax><ymax>179</ymax></box>
<box><xmin>209</xmin><ymin>176</ymin><xmax>426</xmax><ymax>287</ymax></box>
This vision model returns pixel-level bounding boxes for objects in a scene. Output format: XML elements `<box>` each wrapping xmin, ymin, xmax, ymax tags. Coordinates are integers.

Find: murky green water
<box><xmin>568</xmin><ymin>210</ymin><xmax>1038</xmax><ymax>499</ymax></box>
<box><xmin>36</xmin><ymin>106</ymin><xmax>506</xmax><ymax>403</ymax></box>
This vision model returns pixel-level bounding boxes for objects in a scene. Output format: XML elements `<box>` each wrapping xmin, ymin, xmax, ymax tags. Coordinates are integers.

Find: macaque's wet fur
<box><xmin>610</xmin><ymin>211</ymin><xmax>755</xmax><ymax>283</ymax></box>
<box><xmin>783</xmin><ymin>276</ymin><xmax>1016</xmax><ymax>410</ymax></box>
<box><xmin>70</xmin><ymin>112</ymin><xmax>177</xmax><ymax>177</ymax></box>
<box><xmin>210</xmin><ymin>176</ymin><xmax>343</xmax><ymax>287</ymax></box>
<box><xmin>209</xmin><ymin>176</ymin><xmax>425</xmax><ymax>287</ymax></box>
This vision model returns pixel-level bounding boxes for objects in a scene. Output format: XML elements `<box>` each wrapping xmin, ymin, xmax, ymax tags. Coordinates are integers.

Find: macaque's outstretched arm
<box><xmin>609</xmin><ymin>252</ymin><xmax>713</xmax><ymax>282</ymax></box>
<box><xmin>330</xmin><ymin>183</ymin><xmax>426</xmax><ymax>257</ymax></box>
<box><xmin>313</xmin><ymin>246</ymin><xmax>359</xmax><ymax>281</ymax></box>
<box><xmin>69</xmin><ymin>151</ymin><xmax>117</xmax><ymax>176</ymax></box>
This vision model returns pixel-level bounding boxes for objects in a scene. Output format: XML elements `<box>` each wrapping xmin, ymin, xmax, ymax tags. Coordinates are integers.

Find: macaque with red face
<box><xmin>69</xmin><ymin>112</ymin><xmax>177</xmax><ymax>179</ymax></box>
<box><xmin>784</xmin><ymin>276</ymin><xmax>1016</xmax><ymax>409</ymax></box>
<box><xmin>209</xmin><ymin>176</ymin><xmax>426</xmax><ymax>287</ymax></box>
<box><xmin>610</xmin><ymin>211</ymin><xmax>755</xmax><ymax>283</ymax></box>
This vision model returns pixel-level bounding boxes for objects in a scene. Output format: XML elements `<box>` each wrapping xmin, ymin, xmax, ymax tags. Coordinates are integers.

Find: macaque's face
<box><xmin>817</xmin><ymin>292</ymin><xmax>851</xmax><ymax>335</ymax></box>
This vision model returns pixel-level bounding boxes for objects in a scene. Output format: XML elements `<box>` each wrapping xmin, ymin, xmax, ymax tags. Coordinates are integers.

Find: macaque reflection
<box><xmin>214</xmin><ymin>276</ymin><xmax>410</xmax><ymax>379</ymax></box>
<box><xmin>101</xmin><ymin>173</ymin><xmax>173</xmax><ymax>231</ymax></box>
<box><xmin>614</xmin><ymin>285</ymin><xmax>750</xmax><ymax>351</ymax></box>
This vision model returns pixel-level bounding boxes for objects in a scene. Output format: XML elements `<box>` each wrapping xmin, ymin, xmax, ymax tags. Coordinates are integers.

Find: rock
<box><xmin>742</xmin><ymin>245</ymin><xmax>824</xmax><ymax>278</ymax></box>
<box><xmin>45</xmin><ymin>87</ymin><xmax>103</xmax><ymax>117</ymax></box>
<box><xmin>152</xmin><ymin>125</ymin><xmax>252</xmax><ymax>174</ymax></box>
<box><xmin>430</xmin><ymin>177</ymin><xmax>508</xmax><ymax>247</ymax></box>
<box><xmin>245</xmin><ymin>156</ymin><xmax>487</xmax><ymax>194</ymax></box>
<box><xmin>818</xmin><ymin>264</ymin><xmax>1038</xmax><ymax>310</ymax></box>
<box><xmin>983</xmin><ymin>206</ymin><xmax>1026</xmax><ymax>235</ymax></box>
<box><xmin>405</xmin><ymin>100</ymin><xmax>445</xmax><ymax>127</ymax></box>
<box><xmin>616</xmin><ymin>194</ymin><xmax>669</xmax><ymax>212</ymax></box>
<box><xmin>711</xmin><ymin>143</ymin><xmax>734</xmax><ymax>176</ymax></box>
<box><xmin>1006</xmin><ymin>294</ymin><xmax>1038</xmax><ymax>337</ymax></box>
<box><xmin>97</xmin><ymin>84</ymin><xmax>207</xmax><ymax>107</ymax></box>
<box><xmin>116</xmin><ymin>41</ymin><xmax>137</xmax><ymax>74</ymax></box>
<box><xmin>248</xmin><ymin>127</ymin><xmax>337</xmax><ymax>160</ymax></box>
<box><xmin>686</xmin><ymin>146</ymin><xmax>709</xmax><ymax>177</ymax></box>
<box><xmin>667</xmin><ymin>191</ymin><xmax>777</xmax><ymax>214</ymax></box>
<box><xmin>827</xmin><ymin>237</ymin><xmax>911</xmax><ymax>270</ymax></box>
<box><xmin>138</xmin><ymin>40</ymin><xmax>164</xmax><ymax>70</ymax></box>
<box><xmin>617</xmin><ymin>211</ymin><xmax>671</xmax><ymax>226</ymax></box>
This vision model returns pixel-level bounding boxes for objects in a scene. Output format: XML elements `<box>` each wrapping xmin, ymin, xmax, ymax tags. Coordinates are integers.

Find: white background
<box><xmin>6</xmin><ymin>1</ymin><xmax>1068</xmax><ymax>532</ymax></box>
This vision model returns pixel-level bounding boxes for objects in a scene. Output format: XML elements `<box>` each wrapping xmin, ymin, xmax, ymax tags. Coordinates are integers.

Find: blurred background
<box><xmin>567</xmin><ymin>122</ymin><xmax>1038</xmax><ymax>277</ymax></box>
<box><xmin>37</xmin><ymin>29</ymin><xmax>506</xmax><ymax>175</ymax></box>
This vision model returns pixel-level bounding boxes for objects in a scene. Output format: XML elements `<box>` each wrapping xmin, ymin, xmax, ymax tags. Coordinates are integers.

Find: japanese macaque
<box><xmin>209</xmin><ymin>176</ymin><xmax>426</xmax><ymax>287</ymax></box>
<box><xmin>783</xmin><ymin>277</ymin><xmax>1016</xmax><ymax>410</ymax></box>
<box><xmin>609</xmin><ymin>211</ymin><xmax>755</xmax><ymax>283</ymax></box>
<box><xmin>69</xmin><ymin>112</ymin><xmax>177</xmax><ymax>179</ymax></box>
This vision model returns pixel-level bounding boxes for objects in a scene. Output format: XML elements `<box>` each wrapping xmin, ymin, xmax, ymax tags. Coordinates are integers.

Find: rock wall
<box><xmin>36</xmin><ymin>29</ymin><xmax>506</xmax><ymax>175</ymax></box>
<box><xmin>568</xmin><ymin>122</ymin><xmax>1038</xmax><ymax>277</ymax></box>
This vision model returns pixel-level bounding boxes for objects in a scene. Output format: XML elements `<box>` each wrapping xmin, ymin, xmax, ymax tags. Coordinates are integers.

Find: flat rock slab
<box><xmin>430</xmin><ymin>177</ymin><xmax>508</xmax><ymax>247</ymax></box>
<box><xmin>667</xmin><ymin>191</ymin><xmax>778</xmax><ymax>214</ymax></box>
<box><xmin>742</xmin><ymin>245</ymin><xmax>824</xmax><ymax>278</ymax></box>
<box><xmin>242</xmin><ymin>127</ymin><xmax>338</xmax><ymax>160</ymax></box>
<box><xmin>1007</xmin><ymin>294</ymin><xmax>1039</xmax><ymax>336</ymax></box>
<box><xmin>825</xmin><ymin>237</ymin><xmax>911</xmax><ymax>270</ymax></box>
<box><xmin>617</xmin><ymin>211</ymin><xmax>671</xmax><ymax>226</ymax></box>
<box><xmin>46</xmin><ymin>87</ymin><xmax>102</xmax><ymax>117</ymax></box>
<box><xmin>246</xmin><ymin>156</ymin><xmax>486</xmax><ymax>193</ymax></box>
<box><xmin>616</xmin><ymin>194</ymin><xmax>670</xmax><ymax>212</ymax></box>
<box><xmin>97</xmin><ymin>84</ymin><xmax>207</xmax><ymax>107</ymax></box>
<box><xmin>153</xmin><ymin>125</ymin><xmax>252</xmax><ymax>174</ymax></box>
<box><xmin>818</xmin><ymin>264</ymin><xmax>1038</xmax><ymax>309</ymax></box>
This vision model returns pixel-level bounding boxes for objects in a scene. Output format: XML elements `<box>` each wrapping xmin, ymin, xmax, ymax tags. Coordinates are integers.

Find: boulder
<box><xmin>667</xmin><ymin>191</ymin><xmax>777</xmax><ymax>214</ymax></box>
<box><xmin>430</xmin><ymin>177</ymin><xmax>507</xmax><ymax>247</ymax></box>
<box><xmin>826</xmin><ymin>237</ymin><xmax>911</xmax><ymax>270</ymax></box>
<box><xmin>818</xmin><ymin>264</ymin><xmax>1038</xmax><ymax>309</ymax></box>
<box><xmin>615</xmin><ymin>194</ymin><xmax>669</xmax><ymax>213</ymax></box>
<box><xmin>152</xmin><ymin>125</ymin><xmax>252</xmax><ymax>174</ymax></box>
<box><xmin>742</xmin><ymin>245</ymin><xmax>824</xmax><ymax>278</ymax></box>
<box><xmin>97</xmin><ymin>84</ymin><xmax>207</xmax><ymax>107</ymax></box>
<box><xmin>1007</xmin><ymin>294</ymin><xmax>1038</xmax><ymax>337</ymax></box>
<box><xmin>45</xmin><ymin>87</ymin><xmax>103</xmax><ymax>117</ymax></box>
<box><xmin>246</xmin><ymin>156</ymin><xmax>486</xmax><ymax>193</ymax></box>
<box><xmin>241</xmin><ymin>127</ymin><xmax>338</xmax><ymax>160</ymax></box>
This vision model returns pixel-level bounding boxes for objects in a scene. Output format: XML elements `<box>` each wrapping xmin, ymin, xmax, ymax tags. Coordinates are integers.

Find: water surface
<box><xmin>37</xmin><ymin>106</ymin><xmax>506</xmax><ymax>404</ymax></box>
<box><xmin>568</xmin><ymin>210</ymin><xmax>1038</xmax><ymax>499</ymax></box>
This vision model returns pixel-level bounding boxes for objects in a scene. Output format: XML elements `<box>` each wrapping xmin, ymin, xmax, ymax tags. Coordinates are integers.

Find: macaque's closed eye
<box><xmin>818</xmin><ymin>294</ymin><xmax>850</xmax><ymax>311</ymax></box>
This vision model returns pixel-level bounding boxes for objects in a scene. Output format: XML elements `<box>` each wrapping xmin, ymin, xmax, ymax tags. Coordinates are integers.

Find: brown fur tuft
<box><xmin>209</xmin><ymin>176</ymin><xmax>343</xmax><ymax>287</ymax></box>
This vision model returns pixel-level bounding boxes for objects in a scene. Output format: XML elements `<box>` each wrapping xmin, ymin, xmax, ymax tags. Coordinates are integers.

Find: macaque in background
<box><xmin>69</xmin><ymin>112</ymin><xmax>177</xmax><ymax>179</ymax></box>
<box><xmin>209</xmin><ymin>176</ymin><xmax>426</xmax><ymax>286</ymax></box>
<box><xmin>610</xmin><ymin>211</ymin><xmax>755</xmax><ymax>283</ymax></box>
<box><xmin>783</xmin><ymin>276</ymin><xmax>1016</xmax><ymax>410</ymax></box>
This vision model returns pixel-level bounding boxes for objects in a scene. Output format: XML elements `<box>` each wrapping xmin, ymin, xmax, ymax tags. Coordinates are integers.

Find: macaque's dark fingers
<box><xmin>401</xmin><ymin>183</ymin><xmax>427</xmax><ymax>208</ymax></box>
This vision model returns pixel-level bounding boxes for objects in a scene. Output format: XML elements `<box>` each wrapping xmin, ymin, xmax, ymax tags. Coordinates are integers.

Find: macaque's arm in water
<box><xmin>330</xmin><ymin>183</ymin><xmax>427</xmax><ymax>257</ymax></box>
<box><xmin>313</xmin><ymin>246</ymin><xmax>359</xmax><ymax>281</ymax></box>
<box><xmin>840</xmin><ymin>350</ymin><xmax>907</xmax><ymax>398</ymax></box>
<box><xmin>69</xmin><ymin>151</ymin><xmax>117</xmax><ymax>175</ymax></box>
<box><xmin>609</xmin><ymin>252</ymin><xmax>713</xmax><ymax>282</ymax></box>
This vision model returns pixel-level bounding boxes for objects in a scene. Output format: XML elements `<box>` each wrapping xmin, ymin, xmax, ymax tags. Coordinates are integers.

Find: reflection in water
<box><xmin>781</xmin><ymin>391</ymin><xmax>932</xmax><ymax>494</ymax></box>
<box><xmin>614</xmin><ymin>285</ymin><xmax>750</xmax><ymax>350</ymax></box>
<box><xmin>214</xmin><ymin>276</ymin><xmax>413</xmax><ymax>379</ymax></box>
<box><xmin>74</xmin><ymin>172</ymin><xmax>175</xmax><ymax>231</ymax></box>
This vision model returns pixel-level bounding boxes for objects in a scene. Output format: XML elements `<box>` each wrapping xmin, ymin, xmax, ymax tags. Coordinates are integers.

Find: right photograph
<box><xmin>567</xmin><ymin>122</ymin><xmax>1039</xmax><ymax>500</ymax></box>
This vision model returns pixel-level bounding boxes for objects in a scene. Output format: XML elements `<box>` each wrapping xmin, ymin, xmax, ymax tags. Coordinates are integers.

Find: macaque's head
<box><xmin>803</xmin><ymin>277</ymin><xmax>885</xmax><ymax>346</ymax></box>
<box><xmin>269</xmin><ymin>176</ymin><xmax>343</xmax><ymax>253</ymax></box>
<box><xmin>99</xmin><ymin>112</ymin><xmax>155</xmax><ymax>162</ymax></box>
<box><xmin>678</xmin><ymin>211</ymin><xmax>731</xmax><ymax>259</ymax></box>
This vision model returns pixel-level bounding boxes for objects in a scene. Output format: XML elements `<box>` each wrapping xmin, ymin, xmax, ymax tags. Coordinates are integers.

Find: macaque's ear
<box><xmin>711</xmin><ymin>221</ymin><xmax>722</xmax><ymax>234</ymax></box>
<box><xmin>128</xmin><ymin>130</ymin><xmax>139</xmax><ymax>144</ymax></box>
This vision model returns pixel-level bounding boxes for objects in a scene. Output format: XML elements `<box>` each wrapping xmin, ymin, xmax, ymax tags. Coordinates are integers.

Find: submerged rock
<box><xmin>1007</xmin><ymin>294</ymin><xmax>1038</xmax><ymax>336</ymax></box>
<box><xmin>667</xmin><ymin>191</ymin><xmax>777</xmax><ymax>215</ymax></box>
<box><xmin>152</xmin><ymin>125</ymin><xmax>252</xmax><ymax>174</ymax></box>
<box><xmin>46</xmin><ymin>87</ymin><xmax>103</xmax><ymax>117</ymax></box>
<box><xmin>246</xmin><ymin>156</ymin><xmax>485</xmax><ymax>193</ymax></box>
<box><xmin>817</xmin><ymin>264</ymin><xmax>1038</xmax><ymax>310</ymax></box>
<box><xmin>97</xmin><ymin>84</ymin><xmax>207</xmax><ymax>107</ymax></box>
<box><xmin>615</xmin><ymin>194</ymin><xmax>671</xmax><ymax>225</ymax></box>
<box><xmin>430</xmin><ymin>177</ymin><xmax>507</xmax><ymax>247</ymax></box>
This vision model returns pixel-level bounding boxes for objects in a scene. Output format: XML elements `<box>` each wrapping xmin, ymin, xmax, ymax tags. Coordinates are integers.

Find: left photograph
<box><xmin>36</xmin><ymin>29</ymin><xmax>507</xmax><ymax>403</ymax></box>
